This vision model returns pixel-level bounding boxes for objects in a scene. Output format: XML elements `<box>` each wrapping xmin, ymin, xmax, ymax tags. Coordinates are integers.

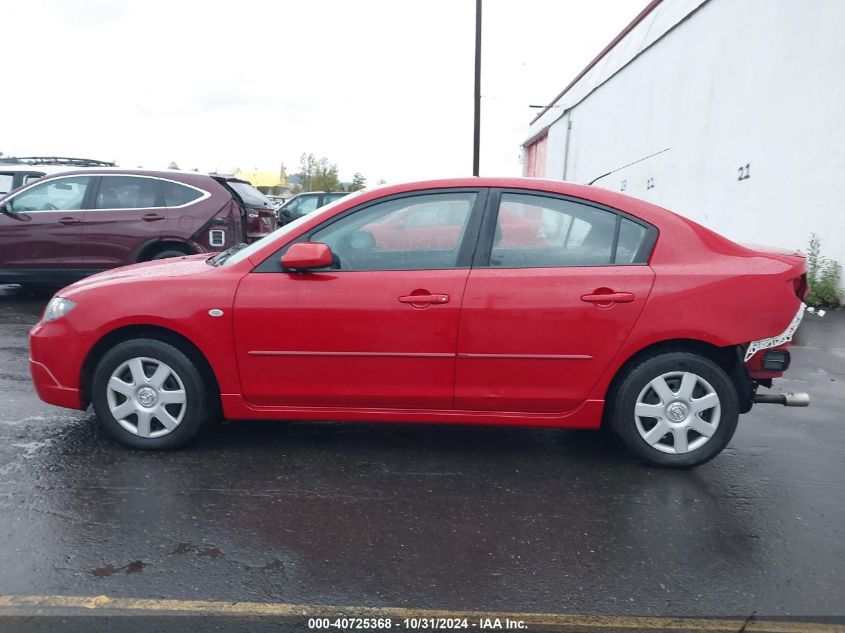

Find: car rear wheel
<box><xmin>91</xmin><ymin>339</ymin><xmax>212</xmax><ymax>450</ymax></box>
<box><xmin>150</xmin><ymin>249</ymin><xmax>187</xmax><ymax>260</ymax></box>
<box><xmin>609</xmin><ymin>352</ymin><xmax>739</xmax><ymax>468</ymax></box>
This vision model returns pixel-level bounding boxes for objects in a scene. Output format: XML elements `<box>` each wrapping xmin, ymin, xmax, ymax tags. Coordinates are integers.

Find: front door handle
<box><xmin>142</xmin><ymin>213</ymin><xmax>165</xmax><ymax>222</ymax></box>
<box><xmin>398</xmin><ymin>293</ymin><xmax>450</xmax><ymax>305</ymax></box>
<box><xmin>581</xmin><ymin>291</ymin><xmax>635</xmax><ymax>304</ymax></box>
<box><xmin>58</xmin><ymin>216</ymin><xmax>81</xmax><ymax>225</ymax></box>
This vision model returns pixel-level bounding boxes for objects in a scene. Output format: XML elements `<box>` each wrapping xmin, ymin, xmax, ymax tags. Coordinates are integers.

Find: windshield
<box><xmin>229</xmin><ymin>181</ymin><xmax>274</xmax><ymax>207</ymax></box>
<box><xmin>218</xmin><ymin>189</ymin><xmax>367</xmax><ymax>267</ymax></box>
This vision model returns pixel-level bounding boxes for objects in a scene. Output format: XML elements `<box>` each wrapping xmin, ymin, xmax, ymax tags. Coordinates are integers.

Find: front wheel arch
<box><xmin>80</xmin><ymin>325</ymin><xmax>221</xmax><ymax>418</ymax></box>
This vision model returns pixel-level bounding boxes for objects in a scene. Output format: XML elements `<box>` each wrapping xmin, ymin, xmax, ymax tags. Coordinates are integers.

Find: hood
<box><xmin>59</xmin><ymin>254</ymin><xmax>215</xmax><ymax>296</ymax></box>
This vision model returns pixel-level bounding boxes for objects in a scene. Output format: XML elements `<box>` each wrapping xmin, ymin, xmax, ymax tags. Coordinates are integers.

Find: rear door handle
<box><xmin>142</xmin><ymin>213</ymin><xmax>165</xmax><ymax>222</ymax></box>
<box><xmin>581</xmin><ymin>292</ymin><xmax>635</xmax><ymax>303</ymax></box>
<box><xmin>58</xmin><ymin>216</ymin><xmax>81</xmax><ymax>225</ymax></box>
<box><xmin>398</xmin><ymin>293</ymin><xmax>450</xmax><ymax>305</ymax></box>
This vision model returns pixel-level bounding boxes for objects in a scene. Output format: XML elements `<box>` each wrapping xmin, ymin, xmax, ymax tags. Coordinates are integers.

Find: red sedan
<box><xmin>29</xmin><ymin>178</ymin><xmax>809</xmax><ymax>467</ymax></box>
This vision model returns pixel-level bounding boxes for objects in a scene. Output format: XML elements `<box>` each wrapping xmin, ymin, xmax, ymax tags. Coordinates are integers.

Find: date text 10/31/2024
<box><xmin>308</xmin><ymin>617</ymin><xmax>527</xmax><ymax>630</ymax></box>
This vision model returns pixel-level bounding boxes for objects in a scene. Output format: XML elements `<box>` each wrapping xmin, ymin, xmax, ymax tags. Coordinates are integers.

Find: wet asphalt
<box><xmin>0</xmin><ymin>284</ymin><xmax>843</xmax><ymax>622</ymax></box>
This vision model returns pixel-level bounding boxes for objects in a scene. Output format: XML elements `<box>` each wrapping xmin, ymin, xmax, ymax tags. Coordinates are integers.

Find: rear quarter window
<box><xmin>161</xmin><ymin>180</ymin><xmax>204</xmax><ymax>207</ymax></box>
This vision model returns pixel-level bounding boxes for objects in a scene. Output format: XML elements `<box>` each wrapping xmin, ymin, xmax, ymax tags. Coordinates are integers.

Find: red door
<box><xmin>233</xmin><ymin>189</ymin><xmax>484</xmax><ymax>409</ymax></box>
<box><xmin>234</xmin><ymin>270</ymin><xmax>469</xmax><ymax>408</ymax></box>
<box><xmin>454</xmin><ymin>190</ymin><xmax>656</xmax><ymax>413</ymax></box>
<box><xmin>455</xmin><ymin>267</ymin><xmax>654</xmax><ymax>412</ymax></box>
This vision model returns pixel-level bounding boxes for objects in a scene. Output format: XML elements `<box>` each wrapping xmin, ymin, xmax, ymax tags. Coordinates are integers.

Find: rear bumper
<box><xmin>744</xmin><ymin>303</ymin><xmax>805</xmax><ymax>362</ymax></box>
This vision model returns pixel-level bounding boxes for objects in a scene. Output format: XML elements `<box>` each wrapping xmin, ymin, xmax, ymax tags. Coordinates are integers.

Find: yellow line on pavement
<box><xmin>0</xmin><ymin>595</ymin><xmax>841</xmax><ymax>633</ymax></box>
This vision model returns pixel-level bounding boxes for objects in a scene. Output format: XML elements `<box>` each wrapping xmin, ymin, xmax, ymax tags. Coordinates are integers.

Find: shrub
<box><xmin>805</xmin><ymin>234</ymin><xmax>841</xmax><ymax>308</ymax></box>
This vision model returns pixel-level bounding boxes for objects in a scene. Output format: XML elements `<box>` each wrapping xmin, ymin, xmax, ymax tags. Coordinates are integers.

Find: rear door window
<box><xmin>489</xmin><ymin>193</ymin><xmax>616</xmax><ymax>267</ymax></box>
<box><xmin>95</xmin><ymin>176</ymin><xmax>162</xmax><ymax>209</ymax></box>
<box><xmin>485</xmin><ymin>192</ymin><xmax>653</xmax><ymax>268</ymax></box>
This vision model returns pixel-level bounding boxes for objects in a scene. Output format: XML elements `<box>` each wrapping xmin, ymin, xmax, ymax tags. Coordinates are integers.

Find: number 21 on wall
<box><xmin>738</xmin><ymin>163</ymin><xmax>751</xmax><ymax>181</ymax></box>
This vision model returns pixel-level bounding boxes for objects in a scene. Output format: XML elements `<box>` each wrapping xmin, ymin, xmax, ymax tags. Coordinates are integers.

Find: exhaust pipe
<box><xmin>753</xmin><ymin>392</ymin><xmax>810</xmax><ymax>407</ymax></box>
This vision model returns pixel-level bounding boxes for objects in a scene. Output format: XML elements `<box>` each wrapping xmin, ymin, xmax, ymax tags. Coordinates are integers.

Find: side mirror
<box><xmin>282</xmin><ymin>242</ymin><xmax>334</xmax><ymax>271</ymax></box>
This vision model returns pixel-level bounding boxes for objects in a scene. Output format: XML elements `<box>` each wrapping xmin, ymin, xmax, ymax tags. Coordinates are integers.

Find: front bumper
<box><xmin>29</xmin><ymin>319</ymin><xmax>87</xmax><ymax>410</ymax></box>
<box><xmin>30</xmin><ymin>359</ymin><xmax>83</xmax><ymax>409</ymax></box>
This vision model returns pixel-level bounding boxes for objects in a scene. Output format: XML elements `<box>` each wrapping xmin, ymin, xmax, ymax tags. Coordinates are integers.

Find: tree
<box><xmin>296</xmin><ymin>153</ymin><xmax>318</xmax><ymax>192</ymax></box>
<box><xmin>312</xmin><ymin>157</ymin><xmax>340</xmax><ymax>191</ymax></box>
<box><xmin>167</xmin><ymin>161</ymin><xmax>180</xmax><ymax>170</ymax></box>
<box><xmin>296</xmin><ymin>153</ymin><xmax>340</xmax><ymax>191</ymax></box>
<box><xmin>349</xmin><ymin>173</ymin><xmax>366</xmax><ymax>191</ymax></box>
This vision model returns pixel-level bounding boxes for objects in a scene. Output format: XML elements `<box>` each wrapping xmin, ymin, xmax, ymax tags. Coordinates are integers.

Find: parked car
<box><xmin>29</xmin><ymin>177</ymin><xmax>809</xmax><ymax>466</ymax></box>
<box><xmin>224</xmin><ymin>178</ymin><xmax>278</xmax><ymax>241</ymax></box>
<box><xmin>266</xmin><ymin>195</ymin><xmax>289</xmax><ymax>209</ymax></box>
<box><xmin>0</xmin><ymin>157</ymin><xmax>116</xmax><ymax>196</ymax></box>
<box><xmin>0</xmin><ymin>169</ymin><xmax>247</xmax><ymax>288</ymax></box>
<box><xmin>277</xmin><ymin>190</ymin><xmax>349</xmax><ymax>225</ymax></box>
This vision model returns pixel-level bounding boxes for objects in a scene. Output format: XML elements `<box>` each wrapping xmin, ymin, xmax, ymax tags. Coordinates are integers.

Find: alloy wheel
<box><xmin>106</xmin><ymin>357</ymin><xmax>187</xmax><ymax>438</ymax></box>
<box><xmin>633</xmin><ymin>371</ymin><xmax>721</xmax><ymax>454</ymax></box>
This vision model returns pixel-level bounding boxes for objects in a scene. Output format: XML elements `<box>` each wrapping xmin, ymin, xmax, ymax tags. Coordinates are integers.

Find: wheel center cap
<box><xmin>667</xmin><ymin>402</ymin><xmax>688</xmax><ymax>422</ymax></box>
<box><xmin>137</xmin><ymin>387</ymin><xmax>158</xmax><ymax>407</ymax></box>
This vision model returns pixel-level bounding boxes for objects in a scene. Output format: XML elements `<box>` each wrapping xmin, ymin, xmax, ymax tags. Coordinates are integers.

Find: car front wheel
<box><xmin>609</xmin><ymin>352</ymin><xmax>739</xmax><ymax>467</ymax></box>
<box><xmin>91</xmin><ymin>338</ymin><xmax>212</xmax><ymax>450</ymax></box>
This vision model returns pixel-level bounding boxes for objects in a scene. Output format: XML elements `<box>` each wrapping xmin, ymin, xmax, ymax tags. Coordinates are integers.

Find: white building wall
<box><xmin>533</xmin><ymin>0</ymin><xmax>845</xmax><ymax>277</ymax></box>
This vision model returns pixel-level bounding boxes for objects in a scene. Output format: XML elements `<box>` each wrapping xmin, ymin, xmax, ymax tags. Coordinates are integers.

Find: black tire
<box><xmin>609</xmin><ymin>351</ymin><xmax>739</xmax><ymax>468</ymax></box>
<box><xmin>91</xmin><ymin>338</ymin><xmax>213</xmax><ymax>450</ymax></box>
<box><xmin>150</xmin><ymin>249</ymin><xmax>187</xmax><ymax>261</ymax></box>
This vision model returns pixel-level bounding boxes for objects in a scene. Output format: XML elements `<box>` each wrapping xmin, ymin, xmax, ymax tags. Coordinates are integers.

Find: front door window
<box><xmin>310</xmin><ymin>192</ymin><xmax>477</xmax><ymax>270</ymax></box>
<box><xmin>7</xmin><ymin>176</ymin><xmax>92</xmax><ymax>212</ymax></box>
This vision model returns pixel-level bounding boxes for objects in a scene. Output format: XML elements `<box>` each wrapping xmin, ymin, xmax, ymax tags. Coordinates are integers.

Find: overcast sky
<box><xmin>3</xmin><ymin>0</ymin><xmax>643</xmax><ymax>183</ymax></box>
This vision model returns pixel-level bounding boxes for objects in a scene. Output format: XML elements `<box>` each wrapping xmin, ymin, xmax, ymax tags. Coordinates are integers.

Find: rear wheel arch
<box><xmin>80</xmin><ymin>324</ymin><xmax>221</xmax><ymax>416</ymax></box>
<box><xmin>137</xmin><ymin>240</ymin><xmax>196</xmax><ymax>262</ymax></box>
<box><xmin>603</xmin><ymin>338</ymin><xmax>752</xmax><ymax>423</ymax></box>
<box><xmin>608</xmin><ymin>351</ymin><xmax>740</xmax><ymax>467</ymax></box>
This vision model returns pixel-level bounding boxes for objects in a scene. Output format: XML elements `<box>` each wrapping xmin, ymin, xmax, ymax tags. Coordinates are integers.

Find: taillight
<box><xmin>793</xmin><ymin>274</ymin><xmax>808</xmax><ymax>300</ymax></box>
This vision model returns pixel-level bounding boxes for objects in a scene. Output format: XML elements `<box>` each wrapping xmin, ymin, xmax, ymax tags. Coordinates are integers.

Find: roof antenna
<box><xmin>588</xmin><ymin>148</ymin><xmax>670</xmax><ymax>185</ymax></box>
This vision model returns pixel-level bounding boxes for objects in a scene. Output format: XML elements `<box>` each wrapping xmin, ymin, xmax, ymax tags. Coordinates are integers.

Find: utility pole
<box><xmin>473</xmin><ymin>0</ymin><xmax>482</xmax><ymax>177</ymax></box>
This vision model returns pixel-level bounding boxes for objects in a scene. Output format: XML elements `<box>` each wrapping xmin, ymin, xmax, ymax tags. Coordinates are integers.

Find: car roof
<box><xmin>0</xmin><ymin>164</ymin><xmax>80</xmax><ymax>174</ymax></box>
<box><xmin>361</xmin><ymin>177</ymin><xmax>693</xmax><ymax>228</ymax></box>
<box><xmin>18</xmin><ymin>167</ymin><xmax>224</xmax><ymax>186</ymax></box>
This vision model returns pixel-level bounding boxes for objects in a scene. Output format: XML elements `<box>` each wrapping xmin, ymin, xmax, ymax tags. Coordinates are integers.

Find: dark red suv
<box><xmin>0</xmin><ymin>169</ymin><xmax>252</xmax><ymax>288</ymax></box>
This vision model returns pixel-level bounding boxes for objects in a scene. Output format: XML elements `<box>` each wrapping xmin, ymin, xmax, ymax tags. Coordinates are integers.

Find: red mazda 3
<box><xmin>29</xmin><ymin>178</ymin><xmax>809</xmax><ymax>466</ymax></box>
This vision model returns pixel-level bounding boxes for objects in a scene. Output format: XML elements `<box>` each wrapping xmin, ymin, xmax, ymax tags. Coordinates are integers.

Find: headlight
<box><xmin>43</xmin><ymin>297</ymin><xmax>76</xmax><ymax>322</ymax></box>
